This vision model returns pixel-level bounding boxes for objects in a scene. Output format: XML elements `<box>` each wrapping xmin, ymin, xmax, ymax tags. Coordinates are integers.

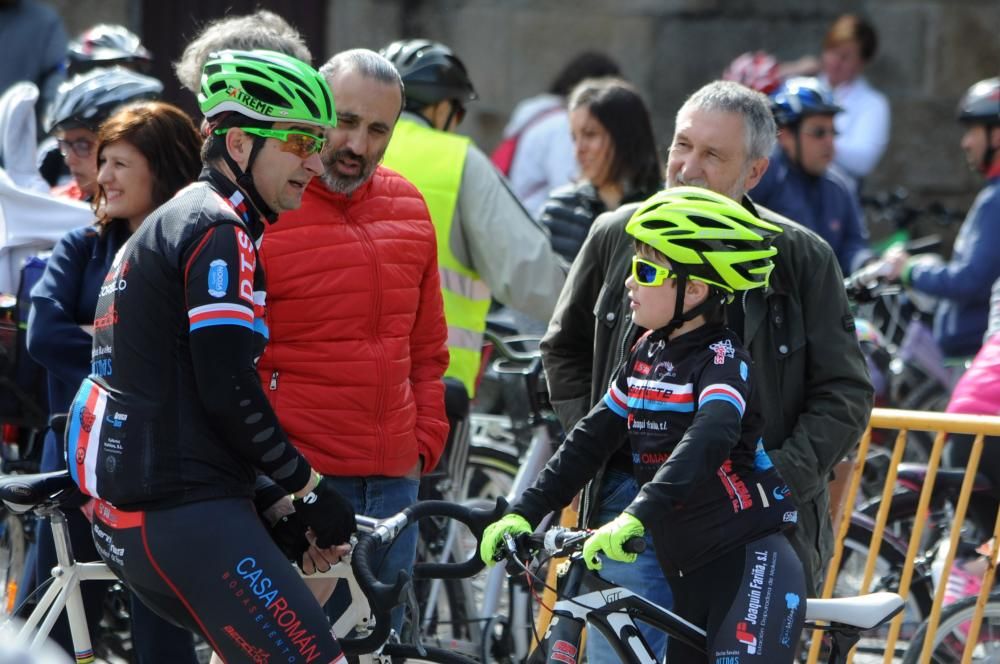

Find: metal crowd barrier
<box><xmin>807</xmin><ymin>408</ymin><xmax>1000</xmax><ymax>664</ymax></box>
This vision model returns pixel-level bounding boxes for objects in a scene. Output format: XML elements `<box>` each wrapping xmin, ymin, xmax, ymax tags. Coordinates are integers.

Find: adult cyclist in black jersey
<box><xmin>64</xmin><ymin>49</ymin><xmax>354</xmax><ymax>664</ymax></box>
<box><xmin>481</xmin><ymin>187</ymin><xmax>806</xmax><ymax>663</ymax></box>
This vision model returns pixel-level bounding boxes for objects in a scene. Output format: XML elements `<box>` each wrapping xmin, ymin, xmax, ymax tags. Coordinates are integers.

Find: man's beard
<box><xmin>670</xmin><ymin>169</ymin><xmax>748</xmax><ymax>202</ymax></box>
<box><xmin>321</xmin><ymin>148</ymin><xmax>378</xmax><ymax>195</ymax></box>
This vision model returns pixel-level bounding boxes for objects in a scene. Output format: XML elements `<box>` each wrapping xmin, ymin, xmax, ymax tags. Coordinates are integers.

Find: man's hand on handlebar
<box><xmin>582</xmin><ymin>512</ymin><xmax>645</xmax><ymax>571</ymax></box>
<box><xmin>293</xmin><ymin>476</ymin><xmax>357</xmax><ymax>548</ymax></box>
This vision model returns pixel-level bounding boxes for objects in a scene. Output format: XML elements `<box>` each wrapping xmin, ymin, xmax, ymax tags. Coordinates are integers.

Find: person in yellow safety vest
<box><xmin>380</xmin><ymin>39</ymin><xmax>567</xmax><ymax>399</ymax></box>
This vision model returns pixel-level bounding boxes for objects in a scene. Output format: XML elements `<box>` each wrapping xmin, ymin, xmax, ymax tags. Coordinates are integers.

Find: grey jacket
<box><xmin>540</xmin><ymin>197</ymin><xmax>874</xmax><ymax>592</ymax></box>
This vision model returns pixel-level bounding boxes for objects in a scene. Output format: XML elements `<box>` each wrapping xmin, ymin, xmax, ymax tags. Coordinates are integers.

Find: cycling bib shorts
<box><xmin>91</xmin><ymin>497</ymin><xmax>345</xmax><ymax>664</ymax></box>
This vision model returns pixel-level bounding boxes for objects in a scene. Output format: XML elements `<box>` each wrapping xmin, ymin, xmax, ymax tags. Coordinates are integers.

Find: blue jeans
<box><xmin>586</xmin><ymin>470</ymin><xmax>672</xmax><ymax>663</ymax></box>
<box><xmin>324</xmin><ymin>476</ymin><xmax>420</xmax><ymax>633</ymax></box>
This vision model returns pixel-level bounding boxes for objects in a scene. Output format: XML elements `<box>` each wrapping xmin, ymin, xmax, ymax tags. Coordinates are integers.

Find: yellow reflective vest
<box><xmin>382</xmin><ymin>117</ymin><xmax>490</xmax><ymax>397</ymax></box>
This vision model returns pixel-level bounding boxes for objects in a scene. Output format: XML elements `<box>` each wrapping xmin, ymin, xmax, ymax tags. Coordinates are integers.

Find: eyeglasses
<box><xmin>57</xmin><ymin>138</ymin><xmax>95</xmax><ymax>159</ymax></box>
<box><xmin>801</xmin><ymin>126</ymin><xmax>839</xmax><ymax>140</ymax></box>
<box><xmin>632</xmin><ymin>255</ymin><xmax>677</xmax><ymax>287</ymax></box>
<box><xmin>216</xmin><ymin>127</ymin><xmax>326</xmax><ymax>158</ymax></box>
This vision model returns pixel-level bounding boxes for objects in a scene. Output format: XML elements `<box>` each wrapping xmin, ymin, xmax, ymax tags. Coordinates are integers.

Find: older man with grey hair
<box><xmin>541</xmin><ymin>80</ymin><xmax>873</xmax><ymax>660</ymax></box>
<box><xmin>256</xmin><ymin>48</ymin><xmax>450</xmax><ymax>631</ymax></box>
<box><xmin>173</xmin><ymin>10</ymin><xmax>312</xmax><ymax>93</ymax></box>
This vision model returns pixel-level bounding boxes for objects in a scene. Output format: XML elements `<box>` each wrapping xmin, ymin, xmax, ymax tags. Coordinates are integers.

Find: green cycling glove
<box><xmin>480</xmin><ymin>513</ymin><xmax>532</xmax><ymax>566</ymax></box>
<box><xmin>582</xmin><ymin>512</ymin><xmax>645</xmax><ymax>571</ymax></box>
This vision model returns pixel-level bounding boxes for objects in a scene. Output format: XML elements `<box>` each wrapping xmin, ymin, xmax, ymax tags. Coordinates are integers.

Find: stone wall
<box><xmin>51</xmin><ymin>0</ymin><xmax>1000</xmax><ymax>211</ymax></box>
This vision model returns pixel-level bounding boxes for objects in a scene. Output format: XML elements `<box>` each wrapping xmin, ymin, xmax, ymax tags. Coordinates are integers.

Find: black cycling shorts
<box><xmin>90</xmin><ymin>497</ymin><xmax>345</xmax><ymax>664</ymax></box>
<box><xmin>667</xmin><ymin>533</ymin><xmax>806</xmax><ymax>663</ymax></box>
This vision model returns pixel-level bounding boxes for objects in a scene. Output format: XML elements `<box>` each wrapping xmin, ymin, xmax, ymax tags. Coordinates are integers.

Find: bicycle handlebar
<box><xmin>495</xmin><ymin>526</ymin><xmax>646</xmax><ymax>570</ymax></box>
<box><xmin>344</xmin><ymin>498</ymin><xmax>508</xmax><ymax>653</ymax></box>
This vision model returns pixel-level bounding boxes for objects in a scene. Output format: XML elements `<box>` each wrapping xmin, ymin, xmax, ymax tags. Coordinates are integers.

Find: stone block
<box><xmin>929</xmin><ymin>4</ymin><xmax>1000</xmax><ymax>99</ymax></box>
<box><xmin>864</xmin><ymin>6</ymin><xmax>928</xmax><ymax>96</ymax></box>
<box><xmin>326</xmin><ymin>0</ymin><xmax>402</xmax><ymax>57</ymax></box>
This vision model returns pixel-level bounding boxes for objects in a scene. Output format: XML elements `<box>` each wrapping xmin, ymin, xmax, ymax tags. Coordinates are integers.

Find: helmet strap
<box><xmin>662</xmin><ymin>272</ymin><xmax>731</xmax><ymax>337</ymax></box>
<box><xmin>981</xmin><ymin>125</ymin><xmax>999</xmax><ymax>174</ymax></box>
<box><xmin>222</xmin><ymin>134</ymin><xmax>278</xmax><ymax>224</ymax></box>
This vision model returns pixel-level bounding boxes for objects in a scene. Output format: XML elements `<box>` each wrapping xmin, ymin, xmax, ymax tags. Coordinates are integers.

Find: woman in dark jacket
<box><xmin>540</xmin><ymin>77</ymin><xmax>662</xmax><ymax>262</ymax></box>
<box><xmin>27</xmin><ymin>100</ymin><xmax>202</xmax><ymax>661</ymax></box>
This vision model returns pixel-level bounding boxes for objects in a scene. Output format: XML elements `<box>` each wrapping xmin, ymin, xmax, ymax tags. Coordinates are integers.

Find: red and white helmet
<box><xmin>722</xmin><ymin>51</ymin><xmax>782</xmax><ymax>95</ymax></box>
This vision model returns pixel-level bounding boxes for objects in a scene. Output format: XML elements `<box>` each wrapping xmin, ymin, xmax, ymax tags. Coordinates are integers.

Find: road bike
<box><xmin>494</xmin><ymin>525</ymin><xmax>905</xmax><ymax>664</ymax></box>
<box><xmin>0</xmin><ymin>470</ymin><xmax>505</xmax><ymax>663</ymax></box>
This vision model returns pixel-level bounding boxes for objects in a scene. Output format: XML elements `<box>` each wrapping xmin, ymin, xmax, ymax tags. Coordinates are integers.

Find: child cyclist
<box><xmin>481</xmin><ymin>186</ymin><xmax>807</xmax><ymax>663</ymax></box>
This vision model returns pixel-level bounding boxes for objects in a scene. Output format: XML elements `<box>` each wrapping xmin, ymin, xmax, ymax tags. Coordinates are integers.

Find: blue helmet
<box><xmin>769</xmin><ymin>77</ymin><xmax>842</xmax><ymax>127</ymax></box>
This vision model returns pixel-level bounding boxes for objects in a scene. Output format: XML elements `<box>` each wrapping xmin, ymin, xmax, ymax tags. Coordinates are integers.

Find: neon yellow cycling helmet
<box><xmin>198</xmin><ymin>49</ymin><xmax>336</xmax><ymax>128</ymax></box>
<box><xmin>626</xmin><ymin>186</ymin><xmax>782</xmax><ymax>294</ymax></box>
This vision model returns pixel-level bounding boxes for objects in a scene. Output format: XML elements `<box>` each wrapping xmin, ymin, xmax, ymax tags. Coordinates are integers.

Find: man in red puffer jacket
<box><xmin>257</xmin><ymin>48</ymin><xmax>449</xmax><ymax>627</ymax></box>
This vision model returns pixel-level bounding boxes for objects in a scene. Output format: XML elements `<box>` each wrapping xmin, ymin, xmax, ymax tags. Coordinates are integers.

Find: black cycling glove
<box><xmin>268</xmin><ymin>511</ymin><xmax>311</xmax><ymax>565</ymax></box>
<box><xmin>292</xmin><ymin>477</ymin><xmax>357</xmax><ymax>548</ymax></box>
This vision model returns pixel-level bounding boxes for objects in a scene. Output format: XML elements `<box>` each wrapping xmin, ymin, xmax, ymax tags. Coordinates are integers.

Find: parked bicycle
<box><xmin>415</xmin><ymin>328</ymin><xmax>562</xmax><ymax>663</ymax></box>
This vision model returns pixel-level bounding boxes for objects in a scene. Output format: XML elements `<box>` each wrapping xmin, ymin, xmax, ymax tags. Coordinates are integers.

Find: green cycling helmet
<box><xmin>198</xmin><ymin>49</ymin><xmax>336</xmax><ymax>128</ymax></box>
<box><xmin>626</xmin><ymin>186</ymin><xmax>782</xmax><ymax>293</ymax></box>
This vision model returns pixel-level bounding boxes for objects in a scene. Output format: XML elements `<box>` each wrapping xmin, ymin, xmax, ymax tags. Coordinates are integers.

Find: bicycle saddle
<box><xmin>0</xmin><ymin>470</ymin><xmax>80</xmax><ymax>514</ymax></box>
<box><xmin>805</xmin><ymin>592</ymin><xmax>904</xmax><ymax>630</ymax></box>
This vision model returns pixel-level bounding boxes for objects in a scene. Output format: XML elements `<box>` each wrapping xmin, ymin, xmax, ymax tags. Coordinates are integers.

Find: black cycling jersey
<box><xmin>66</xmin><ymin>168</ymin><xmax>311</xmax><ymax>509</ymax></box>
<box><xmin>516</xmin><ymin>323</ymin><xmax>797</xmax><ymax>575</ymax></box>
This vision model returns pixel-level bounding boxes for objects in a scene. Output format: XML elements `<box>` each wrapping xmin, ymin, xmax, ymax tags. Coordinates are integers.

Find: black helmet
<box><xmin>957</xmin><ymin>77</ymin><xmax>1000</xmax><ymax>125</ymax></box>
<box><xmin>45</xmin><ymin>67</ymin><xmax>163</xmax><ymax>134</ymax></box>
<box><xmin>68</xmin><ymin>24</ymin><xmax>153</xmax><ymax>75</ymax></box>
<box><xmin>770</xmin><ymin>77</ymin><xmax>842</xmax><ymax>127</ymax></box>
<box><xmin>380</xmin><ymin>39</ymin><xmax>478</xmax><ymax>110</ymax></box>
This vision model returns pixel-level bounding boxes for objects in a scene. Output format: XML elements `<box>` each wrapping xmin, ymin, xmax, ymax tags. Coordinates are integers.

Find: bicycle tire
<box><xmin>464</xmin><ymin>439</ymin><xmax>519</xmax><ymax>502</ymax></box>
<box><xmin>383</xmin><ymin>641</ymin><xmax>480</xmax><ymax>663</ymax></box>
<box><xmin>901</xmin><ymin>592</ymin><xmax>1000</xmax><ymax>664</ymax></box>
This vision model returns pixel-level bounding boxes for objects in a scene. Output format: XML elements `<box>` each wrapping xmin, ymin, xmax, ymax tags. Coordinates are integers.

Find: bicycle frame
<box><xmin>11</xmin><ymin>510</ymin><xmax>384</xmax><ymax>662</ymax></box>
<box><xmin>13</xmin><ymin>507</ymin><xmax>115</xmax><ymax>661</ymax></box>
<box><xmin>538</xmin><ymin>556</ymin><xmax>705</xmax><ymax>664</ymax></box>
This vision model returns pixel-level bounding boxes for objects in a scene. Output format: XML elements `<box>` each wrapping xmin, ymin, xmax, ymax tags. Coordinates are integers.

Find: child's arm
<box><xmin>513</xmin><ymin>397</ymin><xmax>627</xmax><ymax>526</ymax></box>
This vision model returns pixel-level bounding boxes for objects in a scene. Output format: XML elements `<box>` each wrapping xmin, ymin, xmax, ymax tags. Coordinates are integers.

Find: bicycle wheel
<box><xmin>835</xmin><ymin>521</ymin><xmax>933</xmax><ymax>648</ymax></box>
<box><xmin>383</xmin><ymin>641</ymin><xmax>480</xmax><ymax>662</ymax></box>
<box><xmin>464</xmin><ymin>417</ymin><xmax>520</xmax><ymax>502</ymax></box>
<box><xmin>0</xmin><ymin>510</ymin><xmax>26</xmax><ymax>616</ymax></box>
<box><xmin>902</xmin><ymin>593</ymin><xmax>1000</xmax><ymax>664</ymax></box>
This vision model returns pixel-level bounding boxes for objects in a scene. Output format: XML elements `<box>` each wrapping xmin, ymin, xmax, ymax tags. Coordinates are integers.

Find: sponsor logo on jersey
<box><xmin>709</xmin><ymin>338</ymin><xmax>735</xmax><ymax>365</ymax></box>
<box><xmin>105</xmin><ymin>412</ymin><xmax>127</xmax><ymax>429</ymax></box>
<box><xmin>654</xmin><ymin>360</ymin><xmax>676</xmax><ymax>377</ymax></box>
<box><xmin>208</xmin><ymin>259</ymin><xmax>229</xmax><ymax>298</ymax></box>
<box><xmin>235</xmin><ymin>229</ymin><xmax>256</xmax><ymax>303</ymax></box>
<box><xmin>780</xmin><ymin>593</ymin><xmax>801</xmax><ymax>647</ymax></box>
<box><xmin>80</xmin><ymin>406</ymin><xmax>95</xmax><ymax>433</ymax></box>
<box><xmin>98</xmin><ymin>278</ymin><xmax>127</xmax><ymax>298</ymax></box>
<box><xmin>93</xmin><ymin>304</ymin><xmax>119</xmax><ymax>330</ymax></box>
<box><xmin>225</xmin><ymin>557</ymin><xmax>326</xmax><ymax>662</ymax></box>
<box><xmin>634</xmin><ymin>360</ymin><xmax>652</xmax><ymax>375</ymax></box>
<box><xmin>735</xmin><ymin>621</ymin><xmax>758</xmax><ymax>654</ymax></box>
<box><xmin>783</xmin><ymin>511</ymin><xmax>798</xmax><ymax>523</ymax></box>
